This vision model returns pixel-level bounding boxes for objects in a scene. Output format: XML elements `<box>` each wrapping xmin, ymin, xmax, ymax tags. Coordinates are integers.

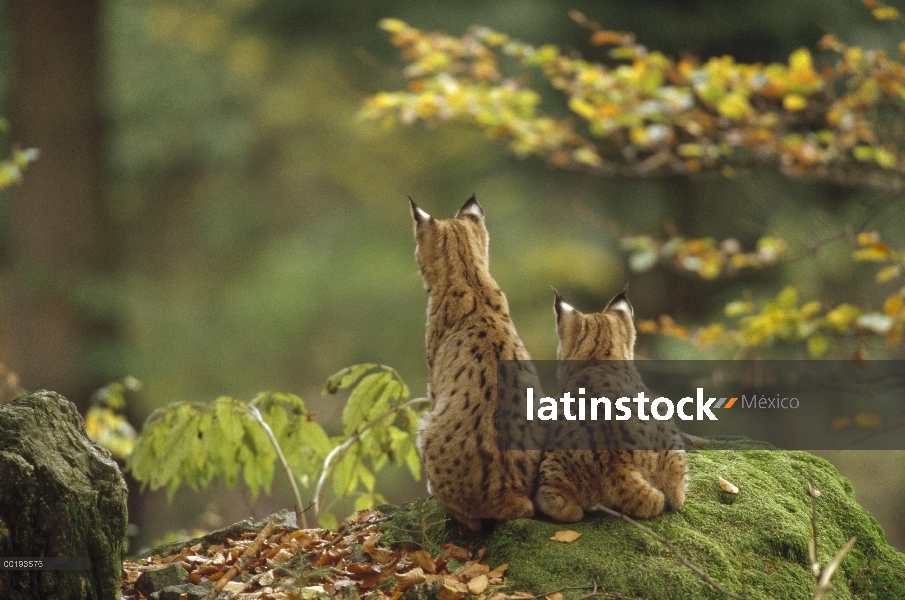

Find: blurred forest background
<box><xmin>0</xmin><ymin>0</ymin><xmax>903</xmax><ymax>552</ymax></box>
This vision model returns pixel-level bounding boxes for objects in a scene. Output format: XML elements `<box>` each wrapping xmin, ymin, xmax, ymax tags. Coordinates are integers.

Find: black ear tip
<box><xmin>551</xmin><ymin>286</ymin><xmax>562</xmax><ymax>301</ymax></box>
<box><xmin>457</xmin><ymin>193</ymin><xmax>485</xmax><ymax>219</ymax></box>
<box><xmin>409</xmin><ymin>196</ymin><xmax>433</xmax><ymax>223</ymax></box>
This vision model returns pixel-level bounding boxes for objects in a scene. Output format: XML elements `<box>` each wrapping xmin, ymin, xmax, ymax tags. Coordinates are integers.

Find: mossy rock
<box><xmin>396</xmin><ymin>438</ymin><xmax>905</xmax><ymax>599</ymax></box>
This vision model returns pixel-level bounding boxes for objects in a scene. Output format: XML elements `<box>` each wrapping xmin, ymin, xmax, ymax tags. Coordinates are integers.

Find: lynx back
<box><xmin>410</xmin><ymin>195</ymin><xmax>541</xmax><ymax>530</ymax></box>
<box><xmin>535</xmin><ymin>289</ymin><xmax>688</xmax><ymax>522</ymax></box>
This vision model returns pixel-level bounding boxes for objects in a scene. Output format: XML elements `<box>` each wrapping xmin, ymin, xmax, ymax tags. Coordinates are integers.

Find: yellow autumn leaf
<box><xmin>636</xmin><ymin>319</ymin><xmax>659</xmax><ymax>334</ymax></box>
<box><xmin>831</xmin><ymin>415</ymin><xmax>852</xmax><ymax>431</ymax></box>
<box><xmin>807</xmin><ymin>335</ymin><xmax>829</xmax><ymax>357</ymax></box>
<box><xmin>884</xmin><ymin>294</ymin><xmax>904</xmax><ymax>317</ymax></box>
<box><xmin>789</xmin><ymin>48</ymin><xmax>813</xmax><ymax>72</ymax></box>
<box><xmin>379</xmin><ymin>18</ymin><xmax>409</xmax><ymax>33</ymax></box>
<box><xmin>551</xmin><ymin>530</ymin><xmax>582</xmax><ymax>543</ymax></box>
<box><xmin>857</xmin><ymin>231</ymin><xmax>881</xmax><ymax>246</ymax></box>
<box><xmin>876</xmin><ymin>265</ymin><xmax>902</xmax><ymax>283</ymax></box>
<box><xmin>872</xmin><ymin>6</ymin><xmax>901</xmax><ymax>20</ymax></box>
<box><xmin>854</xmin><ymin>412</ymin><xmax>882</xmax><ymax>428</ymax></box>
<box><xmin>783</xmin><ymin>94</ymin><xmax>807</xmax><ymax>111</ymax></box>
<box><xmin>717</xmin><ymin>93</ymin><xmax>751</xmax><ymax>119</ymax></box>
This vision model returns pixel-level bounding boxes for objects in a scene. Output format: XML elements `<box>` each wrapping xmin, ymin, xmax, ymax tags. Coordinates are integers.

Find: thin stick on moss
<box><xmin>807</xmin><ymin>474</ymin><xmax>857</xmax><ymax>600</ymax></box>
<box><xmin>593</xmin><ymin>505</ymin><xmax>746</xmax><ymax>600</ymax></box>
<box><xmin>519</xmin><ymin>580</ymin><xmax>639</xmax><ymax>600</ymax></box>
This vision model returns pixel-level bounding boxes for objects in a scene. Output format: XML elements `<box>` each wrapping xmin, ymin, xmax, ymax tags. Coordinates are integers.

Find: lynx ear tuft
<box><xmin>456</xmin><ymin>193</ymin><xmax>485</xmax><ymax>220</ymax></box>
<box><xmin>553</xmin><ymin>287</ymin><xmax>575</xmax><ymax>319</ymax></box>
<box><xmin>409</xmin><ymin>196</ymin><xmax>433</xmax><ymax>224</ymax></box>
<box><xmin>605</xmin><ymin>288</ymin><xmax>633</xmax><ymax>317</ymax></box>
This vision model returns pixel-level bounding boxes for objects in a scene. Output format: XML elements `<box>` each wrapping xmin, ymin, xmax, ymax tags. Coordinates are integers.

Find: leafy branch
<box><xmin>127</xmin><ymin>364</ymin><xmax>428</xmax><ymax>530</ymax></box>
<box><xmin>363</xmin><ymin>3</ymin><xmax>905</xmax><ymax>190</ymax></box>
<box><xmin>312</xmin><ymin>395</ymin><xmax>428</xmax><ymax>522</ymax></box>
<box><xmin>638</xmin><ymin>232</ymin><xmax>905</xmax><ymax>356</ymax></box>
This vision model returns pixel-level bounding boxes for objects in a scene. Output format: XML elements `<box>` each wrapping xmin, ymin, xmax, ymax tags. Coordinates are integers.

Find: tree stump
<box><xmin>0</xmin><ymin>391</ymin><xmax>128</xmax><ymax>600</ymax></box>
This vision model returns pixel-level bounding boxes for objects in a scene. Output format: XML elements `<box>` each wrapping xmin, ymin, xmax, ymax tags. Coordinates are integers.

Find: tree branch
<box><xmin>312</xmin><ymin>397</ymin><xmax>429</xmax><ymax>521</ymax></box>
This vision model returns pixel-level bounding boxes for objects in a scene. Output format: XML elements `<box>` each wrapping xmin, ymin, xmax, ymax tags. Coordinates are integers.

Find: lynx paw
<box><xmin>535</xmin><ymin>485</ymin><xmax>584</xmax><ymax>523</ymax></box>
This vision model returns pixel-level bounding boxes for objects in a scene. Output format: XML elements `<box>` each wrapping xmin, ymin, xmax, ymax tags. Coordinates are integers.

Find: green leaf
<box><xmin>319</xmin><ymin>512</ymin><xmax>339</xmax><ymax>531</ymax></box>
<box><xmin>239</xmin><ymin>443</ymin><xmax>261</xmax><ymax>499</ymax></box>
<box><xmin>807</xmin><ymin>335</ymin><xmax>829</xmax><ymax>357</ymax></box>
<box><xmin>404</xmin><ymin>445</ymin><xmax>422</xmax><ymax>481</ymax></box>
<box><xmin>343</xmin><ymin>371</ymin><xmax>393</xmax><ymax>436</ymax></box>
<box><xmin>155</xmin><ymin>407</ymin><xmax>198</xmax><ymax>492</ymax></box>
<box><xmin>354</xmin><ymin>492</ymin><xmax>387</xmax><ymax>512</ymax></box>
<box><xmin>322</xmin><ymin>363</ymin><xmax>379</xmax><ymax>395</ymax></box>
<box><xmin>358</xmin><ymin>462</ymin><xmax>376</xmax><ymax>493</ymax></box>
<box><xmin>332</xmin><ymin>446</ymin><xmax>362</xmax><ymax>496</ymax></box>
<box><xmin>297</xmin><ymin>421</ymin><xmax>334</xmax><ymax>457</ymax></box>
<box><xmin>190</xmin><ymin>411</ymin><xmax>211</xmax><ymax>470</ymax></box>
<box><xmin>215</xmin><ymin>397</ymin><xmax>244</xmax><ymax>444</ymax></box>
<box><xmin>264</xmin><ymin>402</ymin><xmax>289</xmax><ymax>439</ymax></box>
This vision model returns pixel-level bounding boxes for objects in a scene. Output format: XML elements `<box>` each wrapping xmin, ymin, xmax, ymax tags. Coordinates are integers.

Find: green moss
<box><xmin>464</xmin><ymin>440</ymin><xmax>905</xmax><ymax>599</ymax></box>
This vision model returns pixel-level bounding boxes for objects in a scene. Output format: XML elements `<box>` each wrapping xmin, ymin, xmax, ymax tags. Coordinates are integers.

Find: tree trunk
<box><xmin>2</xmin><ymin>0</ymin><xmax>112</xmax><ymax>403</ymax></box>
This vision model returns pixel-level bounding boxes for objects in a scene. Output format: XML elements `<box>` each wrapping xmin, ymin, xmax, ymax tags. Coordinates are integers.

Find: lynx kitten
<box><xmin>410</xmin><ymin>195</ymin><xmax>541</xmax><ymax>530</ymax></box>
<box><xmin>535</xmin><ymin>289</ymin><xmax>688</xmax><ymax>521</ymax></box>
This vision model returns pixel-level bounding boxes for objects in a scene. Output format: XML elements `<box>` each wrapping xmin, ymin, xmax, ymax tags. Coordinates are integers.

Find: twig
<box><xmin>201</xmin><ymin>520</ymin><xmax>275</xmax><ymax>600</ymax></box>
<box><xmin>813</xmin><ymin>537</ymin><xmax>857</xmax><ymax>600</ymax></box>
<box><xmin>245</xmin><ymin>404</ymin><xmax>308</xmax><ymax>529</ymax></box>
<box><xmin>519</xmin><ymin>580</ymin><xmax>639</xmax><ymax>600</ymax></box>
<box><xmin>807</xmin><ymin>472</ymin><xmax>857</xmax><ymax>600</ymax></box>
<box><xmin>312</xmin><ymin>397</ymin><xmax>428</xmax><ymax>520</ymax></box>
<box><xmin>592</xmin><ymin>505</ymin><xmax>746</xmax><ymax>600</ymax></box>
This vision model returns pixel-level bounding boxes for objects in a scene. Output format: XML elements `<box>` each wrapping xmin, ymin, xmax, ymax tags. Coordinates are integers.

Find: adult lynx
<box><xmin>410</xmin><ymin>195</ymin><xmax>541</xmax><ymax>530</ymax></box>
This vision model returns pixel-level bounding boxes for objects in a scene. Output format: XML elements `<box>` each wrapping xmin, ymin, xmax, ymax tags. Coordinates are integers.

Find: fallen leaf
<box><xmin>808</xmin><ymin>481</ymin><xmax>821</xmax><ymax>498</ymax></box>
<box><xmin>396</xmin><ymin>567</ymin><xmax>427</xmax><ymax>592</ymax></box>
<box><xmin>409</xmin><ymin>549</ymin><xmax>437</xmax><ymax>574</ymax></box>
<box><xmin>468</xmin><ymin>574</ymin><xmax>489</xmax><ymax>594</ymax></box>
<box><xmin>551</xmin><ymin>530</ymin><xmax>582</xmax><ymax>543</ymax></box>
<box><xmin>270</xmin><ymin>548</ymin><xmax>294</xmax><ymax>564</ymax></box>
<box><xmin>456</xmin><ymin>563</ymin><xmax>489</xmax><ymax>580</ymax></box>
<box><xmin>681</xmin><ymin>432</ymin><xmax>710</xmax><ymax>448</ymax></box>
<box><xmin>443</xmin><ymin>543</ymin><xmax>471</xmax><ymax>562</ymax></box>
<box><xmin>439</xmin><ymin>578</ymin><xmax>469</xmax><ymax>600</ymax></box>
<box><xmin>545</xmin><ymin>593</ymin><xmax>563</xmax><ymax>600</ymax></box>
<box><xmin>718</xmin><ymin>477</ymin><xmax>739</xmax><ymax>494</ymax></box>
<box><xmin>487</xmin><ymin>563</ymin><xmax>509</xmax><ymax>578</ymax></box>
<box><xmin>258</xmin><ymin>570</ymin><xmax>274</xmax><ymax>586</ymax></box>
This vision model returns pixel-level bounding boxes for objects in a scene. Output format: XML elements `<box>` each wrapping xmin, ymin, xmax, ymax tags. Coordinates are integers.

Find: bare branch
<box><xmin>245</xmin><ymin>404</ymin><xmax>308</xmax><ymax>529</ymax></box>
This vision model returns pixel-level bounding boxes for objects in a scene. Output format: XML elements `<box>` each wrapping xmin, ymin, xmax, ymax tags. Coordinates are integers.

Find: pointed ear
<box><xmin>604</xmin><ymin>286</ymin><xmax>633</xmax><ymax>318</ymax></box>
<box><xmin>455</xmin><ymin>193</ymin><xmax>484</xmax><ymax>221</ymax></box>
<box><xmin>553</xmin><ymin>287</ymin><xmax>578</xmax><ymax>323</ymax></box>
<box><xmin>409</xmin><ymin>196</ymin><xmax>433</xmax><ymax>224</ymax></box>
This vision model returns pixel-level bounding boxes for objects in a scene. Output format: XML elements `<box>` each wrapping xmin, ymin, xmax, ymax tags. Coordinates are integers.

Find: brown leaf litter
<box><xmin>122</xmin><ymin>509</ymin><xmax>517</xmax><ymax>600</ymax></box>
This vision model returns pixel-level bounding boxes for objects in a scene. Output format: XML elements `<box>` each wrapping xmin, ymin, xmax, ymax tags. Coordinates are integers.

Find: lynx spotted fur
<box><xmin>535</xmin><ymin>289</ymin><xmax>688</xmax><ymax>522</ymax></box>
<box><xmin>410</xmin><ymin>195</ymin><xmax>541</xmax><ymax>530</ymax></box>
